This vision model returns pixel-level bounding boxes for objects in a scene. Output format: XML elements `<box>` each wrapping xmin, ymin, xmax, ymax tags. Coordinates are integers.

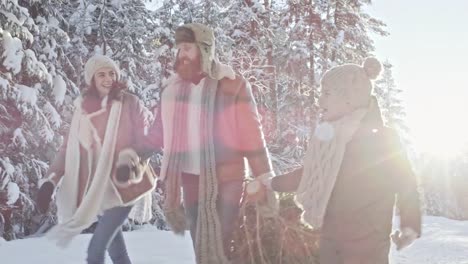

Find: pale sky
<box><xmin>368</xmin><ymin>0</ymin><xmax>468</xmax><ymax>155</ymax></box>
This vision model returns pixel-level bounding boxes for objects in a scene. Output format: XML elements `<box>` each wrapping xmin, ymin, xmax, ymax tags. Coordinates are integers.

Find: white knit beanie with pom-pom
<box><xmin>321</xmin><ymin>57</ymin><xmax>382</xmax><ymax>108</ymax></box>
<box><xmin>84</xmin><ymin>54</ymin><xmax>121</xmax><ymax>86</ymax></box>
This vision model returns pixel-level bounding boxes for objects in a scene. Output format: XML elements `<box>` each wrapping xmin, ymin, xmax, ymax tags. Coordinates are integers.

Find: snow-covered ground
<box><xmin>1</xmin><ymin>216</ymin><xmax>467</xmax><ymax>264</ymax></box>
<box><xmin>390</xmin><ymin>216</ymin><xmax>468</xmax><ymax>264</ymax></box>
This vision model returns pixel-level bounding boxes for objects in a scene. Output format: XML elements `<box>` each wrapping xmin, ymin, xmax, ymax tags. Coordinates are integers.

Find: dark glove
<box><xmin>114</xmin><ymin>148</ymin><xmax>147</xmax><ymax>188</ymax></box>
<box><xmin>116</xmin><ymin>164</ymin><xmax>132</xmax><ymax>183</ymax></box>
<box><xmin>112</xmin><ymin>80</ymin><xmax>128</xmax><ymax>92</ymax></box>
<box><xmin>37</xmin><ymin>180</ymin><xmax>55</xmax><ymax>213</ymax></box>
<box><xmin>115</xmin><ymin>148</ymin><xmax>157</xmax><ymax>183</ymax></box>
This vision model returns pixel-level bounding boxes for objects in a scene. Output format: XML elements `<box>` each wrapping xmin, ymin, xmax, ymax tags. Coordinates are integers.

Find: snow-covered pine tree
<box><xmin>57</xmin><ymin>0</ymin><xmax>161</xmax><ymax>105</ymax></box>
<box><xmin>272</xmin><ymin>0</ymin><xmax>323</xmax><ymax>165</ymax></box>
<box><xmin>1</xmin><ymin>0</ymin><xmax>171</xmax><ymax>239</ymax></box>
<box><xmin>150</xmin><ymin>0</ymin><xmax>199</xmax><ymax>85</ymax></box>
<box><xmin>317</xmin><ymin>0</ymin><xmax>388</xmax><ymax>69</ymax></box>
<box><xmin>216</xmin><ymin>0</ymin><xmax>280</xmax><ymax>141</ymax></box>
<box><xmin>374</xmin><ymin>60</ymin><xmax>409</xmax><ymax>134</ymax></box>
<box><xmin>0</xmin><ymin>0</ymin><xmax>75</xmax><ymax>240</ymax></box>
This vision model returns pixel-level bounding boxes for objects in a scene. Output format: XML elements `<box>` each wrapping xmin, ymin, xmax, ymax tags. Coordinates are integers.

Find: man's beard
<box><xmin>176</xmin><ymin>56</ymin><xmax>202</xmax><ymax>82</ymax></box>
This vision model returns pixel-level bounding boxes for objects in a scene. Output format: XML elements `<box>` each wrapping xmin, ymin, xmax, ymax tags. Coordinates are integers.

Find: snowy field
<box><xmin>1</xmin><ymin>216</ymin><xmax>467</xmax><ymax>264</ymax></box>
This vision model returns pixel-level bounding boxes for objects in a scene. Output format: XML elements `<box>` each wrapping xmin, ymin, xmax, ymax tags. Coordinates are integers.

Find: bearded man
<box><xmin>157</xmin><ymin>23</ymin><xmax>277</xmax><ymax>264</ymax></box>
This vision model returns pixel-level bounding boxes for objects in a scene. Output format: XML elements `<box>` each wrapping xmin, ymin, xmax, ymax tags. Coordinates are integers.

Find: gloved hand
<box><xmin>246</xmin><ymin>172</ymin><xmax>278</xmax><ymax>217</ymax></box>
<box><xmin>245</xmin><ymin>173</ymin><xmax>274</xmax><ymax>202</ymax></box>
<box><xmin>116</xmin><ymin>163</ymin><xmax>133</xmax><ymax>183</ymax></box>
<box><xmin>391</xmin><ymin>227</ymin><xmax>419</xmax><ymax>251</ymax></box>
<box><xmin>37</xmin><ymin>175</ymin><xmax>56</xmax><ymax>213</ymax></box>
<box><xmin>112</xmin><ymin>80</ymin><xmax>128</xmax><ymax>92</ymax></box>
<box><xmin>114</xmin><ymin>148</ymin><xmax>146</xmax><ymax>188</ymax></box>
<box><xmin>246</xmin><ymin>179</ymin><xmax>266</xmax><ymax>202</ymax></box>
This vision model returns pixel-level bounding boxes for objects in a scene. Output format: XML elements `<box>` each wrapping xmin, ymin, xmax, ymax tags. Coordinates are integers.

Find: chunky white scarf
<box><xmin>296</xmin><ymin>107</ymin><xmax>368</xmax><ymax>229</ymax></box>
<box><xmin>47</xmin><ymin>96</ymin><xmax>122</xmax><ymax>247</ymax></box>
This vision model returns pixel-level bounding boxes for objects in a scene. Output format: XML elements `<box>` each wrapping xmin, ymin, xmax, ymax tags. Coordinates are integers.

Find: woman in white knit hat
<box><xmin>36</xmin><ymin>54</ymin><xmax>162</xmax><ymax>264</ymax></box>
<box><xmin>253</xmin><ymin>58</ymin><xmax>422</xmax><ymax>264</ymax></box>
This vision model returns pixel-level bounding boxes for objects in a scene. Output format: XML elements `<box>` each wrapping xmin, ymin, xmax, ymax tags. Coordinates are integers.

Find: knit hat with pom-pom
<box><xmin>320</xmin><ymin>57</ymin><xmax>382</xmax><ymax>108</ymax></box>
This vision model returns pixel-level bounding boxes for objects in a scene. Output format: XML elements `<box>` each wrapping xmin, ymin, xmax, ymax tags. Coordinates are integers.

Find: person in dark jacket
<box><xmin>253</xmin><ymin>57</ymin><xmax>422</xmax><ymax>264</ymax></box>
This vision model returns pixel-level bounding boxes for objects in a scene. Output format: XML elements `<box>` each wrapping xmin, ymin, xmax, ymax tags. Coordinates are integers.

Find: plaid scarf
<box><xmin>162</xmin><ymin>75</ymin><xmax>230</xmax><ymax>263</ymax></box>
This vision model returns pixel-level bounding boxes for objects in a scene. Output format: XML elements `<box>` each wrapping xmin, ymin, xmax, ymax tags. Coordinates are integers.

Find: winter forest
<box><xmin>1</xmin><ymin>0</ymin><xmax>468</xmax><ymax>263</ymax></box>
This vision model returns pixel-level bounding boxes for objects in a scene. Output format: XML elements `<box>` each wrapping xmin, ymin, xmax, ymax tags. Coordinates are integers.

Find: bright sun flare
<box><xmin>407</xmin><ymin>97</ymin><xmax>468</xmax><ymax>158</ymax></box>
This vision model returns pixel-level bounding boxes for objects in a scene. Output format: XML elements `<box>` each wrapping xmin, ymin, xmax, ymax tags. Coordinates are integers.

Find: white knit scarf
<box><xmin>296</xmin><ymin>106</ymin><xmax>368</xmax><ymax>229</ymax></box>
<box><xmin>47</xmin><ymin>96</ymin><xmax>123</xmax><ymax>247</ymax></box>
